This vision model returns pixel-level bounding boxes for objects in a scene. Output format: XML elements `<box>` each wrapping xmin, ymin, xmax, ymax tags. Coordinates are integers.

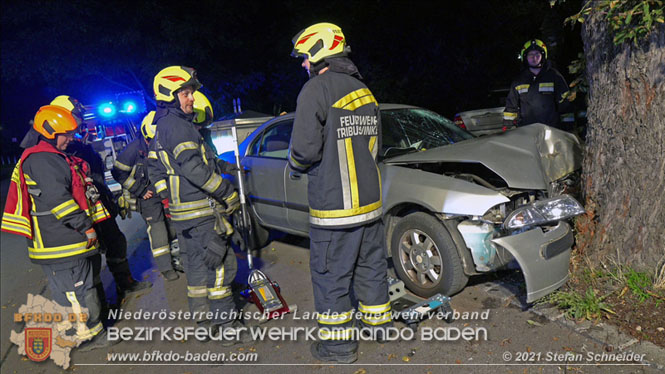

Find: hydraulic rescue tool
<box><xmin>231</xmin><ymin>126</ymin><xmax>294</xmax><ymax>321</ymax></box>
<box><xmin>388</xmin><ymin>277</ymin><xmax>454</xmax><ymax>331</ymax></box>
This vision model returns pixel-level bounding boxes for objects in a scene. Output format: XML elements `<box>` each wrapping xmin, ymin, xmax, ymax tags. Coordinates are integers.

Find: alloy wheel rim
<box><xmin>398</xmin><ymin>229</ymin><xmax>443</xmax><ymax>288</ymax></box>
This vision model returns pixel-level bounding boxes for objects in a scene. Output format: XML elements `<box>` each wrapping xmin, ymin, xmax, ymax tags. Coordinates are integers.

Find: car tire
<box><xmin>390</xmin><ymin>212</ymin><xmax>468</xmax><ymax>297</ymax></box>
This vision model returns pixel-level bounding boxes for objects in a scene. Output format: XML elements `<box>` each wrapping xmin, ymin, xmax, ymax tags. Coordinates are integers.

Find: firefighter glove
<box><xmin>161</xmin><ymin>198</ymin><xmax>171</xmax><ymax>218</ymax></box>
<box><xmin>217</xmin><ymin>159</ymin><xmax>239</xmax><ymax>175</ymax></box>
<box><xmin>223</xmin><ymin>191</ymin><xmax>240</xmax><ymax>215</ymax></box>
<box><xmin>117</xmin><ymin>195</ymin><xmax>131</xmax><ymax>219</ymax></box>
<box><xmin>203</xmin><ymin>238</ymin><xmax>227</xmax><ymax>269</ymax></box>
<box><xmin>231</xmin><ymin>229</ymin><xmax>246</xmax><ymax>251</ymax></box>
<box><xmin>85</xmin><ymin>227</ymin><xmax>98</xmax><ymax>249</ymax></box>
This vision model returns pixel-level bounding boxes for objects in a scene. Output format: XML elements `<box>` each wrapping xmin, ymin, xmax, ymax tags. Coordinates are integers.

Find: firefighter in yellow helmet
<box><xmin>1</xmin><ymin>105</ymin><xmax>116</xmax><ymax>351</ymax></box>
<box><xmin>112</xmin><ymin>111</ymin><xmax>183</xmax><ymax>281</ymax></box>
<box><xmin>191</xmin><ymin>91</ymin><xmax>218</xmax><ymax>154</ymax></box>
<box><xmin>289</xmin><ymin>23</ymin><xmax>392</xmax><ymax>363</ymax></box>
<box><xmin>51</xmin><ymin>95</ymin><xmax>152</xmax><ymax>301</ymax></box>
<box><xmin>503</xmin><ymin>39</ymin><xmax>575</xmax><ymax>131</ymax></box>
<box><xmin>147</xmin><ymin>66</ymin><xmax>246</xmax><ymax>344</ymax></box>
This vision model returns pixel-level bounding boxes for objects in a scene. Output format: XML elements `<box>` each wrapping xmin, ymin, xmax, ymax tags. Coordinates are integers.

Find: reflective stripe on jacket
<box><xmin>289</xmin><ymin>63</ymin><xmax>382</xmax><ymax>229</ymax></box>
<box><xmin>1</xmin><ymin>142</ymin><xmax>98</xmax><ymax>263</ymax></box>
<box><xmin>149</xmin><ymin>106</ymin><xmax>235</xmax><ymax>223</ymax></box>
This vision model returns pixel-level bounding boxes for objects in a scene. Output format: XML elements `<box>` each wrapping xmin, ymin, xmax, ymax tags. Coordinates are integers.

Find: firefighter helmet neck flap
<box><xmin>291</xmin><ymin>22</ymin><xmax>349</xmax><ymax>77</ymax></box>
<box><xmin>193</xmin><ymin>91</ymin><xmax>214</xmax><ymax>128</ymax></box>
<box><xmin>153</xmin><ymin>66</ymin><xmax>202</xmax><ymax>109</ymax></box>
<box><xmin>140</xmin><ymin>111</ymin><xmax>157</xmax><ymax>140</ymax></box>
<box><xmin>520</xmin><ymin>39</ymin><xmax>548</xmax><ymax>69</ymax></box>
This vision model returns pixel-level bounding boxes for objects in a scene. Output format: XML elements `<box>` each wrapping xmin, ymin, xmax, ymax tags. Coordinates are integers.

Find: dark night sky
<box><xmin>0</xmin><ymin>0</ymin><xmax>582</xmax><ymax>155</ymax></box>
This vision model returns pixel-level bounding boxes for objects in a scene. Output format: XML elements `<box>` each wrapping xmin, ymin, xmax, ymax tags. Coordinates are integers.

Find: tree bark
<box><xmin>577</xmin><ymin>13</ymin><xmax>665</xmax><ymax>270</ymax></box>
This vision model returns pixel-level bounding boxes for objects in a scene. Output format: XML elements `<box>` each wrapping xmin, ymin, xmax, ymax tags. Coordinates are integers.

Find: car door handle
<box><xmin>289</xmin><ymin>171</ymin><xmax>301</xmax><ymax>180</ymax></box>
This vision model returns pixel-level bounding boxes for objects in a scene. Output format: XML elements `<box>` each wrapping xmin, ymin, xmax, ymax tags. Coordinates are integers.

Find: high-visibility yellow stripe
<box><xmin>148</xmin><ymin>151</ymin><xmax>158</xmax><ymax>160</ymax></box>
<box><xmin>368</xmin><ymin>136</ymin><xmax>377</xmax><ymax>153</ymax></box>
<box><xmin>29</xmin><ymin>241</ymin><xmax>94</xmax><ymax>260</ymax></box>
<box><xmin>503</xmin><ymin>112</ymin><xmax>518</xmax><ymax>120</ymax></box>
<box><xmin>151</xmin><ymin>245</ymin><xmax>170</xmax><ymax>257</ymax></box>
<box><xmin>361</xmin><ymin>313</ymin><xmax>392</xmax><ymax>326</ymax></box>
<box><xmin>207</xmin><ymin>286</ymin><xmax>231</xmax><ymax>299</ymax></box>
<box><xmin>51</xmin><ymin>199</ymin><xmax>80</xmax><ymax>219</ymax></box>
<box><xmin>2</xmin><ymin>213</ymin><xmax>30</xmax><ymax>227</ymax></box>
<box><xmin>29</xmin><ymin>196</ymin><xmax>44</xmax><ymax>248</ymax></box>
<box><xmin>155</xmin><ymin>179</ymin><xmax>167</xmax><ymax>193</ymax></box>
<box><xmin>344</xmin><ymin>138</ymin><xmax>359</xmax><ymax>208</ymax></box>
<box><xmin>215</xmin><ymin>265</ymin><xmax>224</xmax><ymax>288</ymax></box>
<box><xmin>187</xmin><ymin>286</ymin><xmax>207</xmax><ymax>298</ymax></box>
<box><xmin>310</xmin><ymin>200</ymin><xmax>382</xmax><ymax>218</ymax></box>
<box><xmin>289</xmin><ymin>153</ymin><xmax>310</xmax><ymax>169</ymax></box>
<box><xmin>158</xmin><ymin>151</ymin><xmax>175</xmax><ymax>174</ymax></box>
<box><xmin>1</xmin><ymin>221</ymin><xmax>31</xmax><ymax>236</ymax></box>
<box><xmin>113</xmin><ymin>160</ymin><xmax>132</xmax><ymax>171</ymax></box>
<box><xmin>539</xmin><ymin>82</ymin><xmax>554</xmax><ymax>87</ymax></box>
<box><xmin>318</xmin><ymin>310</ymin><xmax>353</xmax><ymax>325</ymax></box>
<box><xmin>173</xmin><ymin>141</ymin><xmax>198</xmax><ymax>159</ymax></box>
<box><xmin>359</xmin><ymin>301</ymin><xmax>391</xmax><ymax>314</ymax></box>
<box><xmin>200</xmin><ymin>144</ymin><xmax>209</xmax><ymax>165</ymax></box>
<box><xmin>332</xmin><ymin>88</ymin><xmax>377</xmax><ymax>111</ymax></box>
<box><xmin>515</xmin><ymin>84</ymin><xmax>529</xmax><ymax>93</ymax></box>
<box><xmin>170</xmin><ymin>199</ymin><xmax>210</xmax><ymax>211</ymax></box>
<box><xmin>201</xmin><ymin>174</ymin><xmax>222</xmax><ymax>193</ymax></box>
<box><xmin>169</xmin><ymin>176</ymin><xmax>180</xmax><ymax>204</ymax></box>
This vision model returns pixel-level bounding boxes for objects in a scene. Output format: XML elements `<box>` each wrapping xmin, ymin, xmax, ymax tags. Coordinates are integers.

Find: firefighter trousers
<box><xmin>95</xmin><ymin>217</ymin><xmax>136</xmax><ymax>290</ymax></box>
<box><xmin>310</xmin><ymin>220</ymin><xmax>392</xmax><ymax>353</ymax></box>
<box><xmin>42</xmin><ymin>257</ymin><xmax>104</xmax><ymax>341</ymax></box>
<box><xmin>139</xmin><ymin>197</ymin><xmax>177</xmax><ymax>273</ymax></box>
<box><xmin>175</xmin><ymin>217</ymin><xmax>237</xmax><ymax>325</ymax></box>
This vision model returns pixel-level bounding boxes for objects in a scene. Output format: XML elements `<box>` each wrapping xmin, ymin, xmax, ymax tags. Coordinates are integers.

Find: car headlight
<box><xmin>504</xmin><ymin>195</ymin><xmax>585</xmax><ymax>229</ymax></box>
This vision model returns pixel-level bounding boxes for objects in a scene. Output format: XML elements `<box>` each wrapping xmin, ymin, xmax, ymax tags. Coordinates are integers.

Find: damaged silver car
<box><xmin>220</xmin><ymin>104</ymin><xmax>585</xmax><ymax>303</ymax></box>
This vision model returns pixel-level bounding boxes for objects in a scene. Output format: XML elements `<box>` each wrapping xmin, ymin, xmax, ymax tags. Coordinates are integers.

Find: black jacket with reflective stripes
<box><xmin>112</xmin><ymin>137</ymin><xmax>152</xmax><ymax>199</ymax></box>
<box><xmin>149</xmin><ymin>106</ymin><xmax>235</xmax><ymax>222</ymax></box>
<box><xmin>22</xmin><ymin>152</ymin><xmax>97</xmax><ymax>264</ymax></box>
<box><xmin>503</xmin><ymin>62</ymin><xmax>574</xmax><ymax>129</ymax></box>
<box><xmin>288</xmin><ymin>59</ymin><xmax>382</xmax><ymax>229</ymax></box>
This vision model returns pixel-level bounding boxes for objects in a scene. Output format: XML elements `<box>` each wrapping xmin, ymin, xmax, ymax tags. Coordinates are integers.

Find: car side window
<box><xmin>251</xmin><ymin>121</ymin><xmax>293</xmax><ymax>159</ymax></box>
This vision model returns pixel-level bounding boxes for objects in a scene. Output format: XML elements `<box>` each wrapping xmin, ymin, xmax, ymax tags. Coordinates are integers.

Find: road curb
<box><xmin>482</xmin><ymin>280</ymin><xmax>665</xmax><ymax>371</ymax></box>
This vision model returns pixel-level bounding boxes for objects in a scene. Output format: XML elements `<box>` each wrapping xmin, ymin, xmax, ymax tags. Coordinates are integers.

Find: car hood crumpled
<box><xmin>384</xmin><ymin>124</ymin><xmax>583</xmax><ymax>190</ymax></box>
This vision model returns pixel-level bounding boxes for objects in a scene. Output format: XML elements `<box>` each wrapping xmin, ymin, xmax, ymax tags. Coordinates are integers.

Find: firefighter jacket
<box><xmin>503</xmin><ymin>61</ymin><xmax>574</xmax><ymax>129</ymax></box>
<box><xmin>1</xmin><ymin>141</ymin><xmax>103</xmax><ymax>264</ymax></box>
<box><xmin>148</xmin><ymin>106</ymin><xmax>235</xmax><ymax>223</ymax></box>
<box><xmin>111</xmin><ymin>137</ymin><xmax>153</xmax><ymax>199</ymax></box>
<box><xmin>288</xmin><ymin>57</ymin><xmax>382</xmax><ymax>229</ymax></box>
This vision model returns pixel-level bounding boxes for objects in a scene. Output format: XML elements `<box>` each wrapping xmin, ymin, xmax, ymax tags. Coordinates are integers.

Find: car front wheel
<box><xmin>391</xmin><ymin>212</ymin><xmax>468</xmax><ymax>297</ymax></box>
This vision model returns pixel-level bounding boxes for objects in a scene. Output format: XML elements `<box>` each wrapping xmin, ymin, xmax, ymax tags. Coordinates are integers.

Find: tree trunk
<box><xmin>577</xmin><ymin>14</ymin><xmax>665</xmax><ymax>271</ymax></box>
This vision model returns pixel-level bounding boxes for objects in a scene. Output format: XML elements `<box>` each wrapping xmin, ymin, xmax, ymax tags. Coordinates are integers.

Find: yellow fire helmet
<box><xmin>140</xmin><ymin>111</ymin><xmax>157</xmax><ymax>140</ymax></box>
<box><xmin>153</xmin><ymin>66</ymin><xmax>202</xmax><ymax>103</ymax></box>
<box><xmin>50</xmin><ymin>95</ymin><xmax>86</xmax><ymax>125</ymax></box>
<box><xmin>520</xmin><ymin>39</ymin><xmax>548</xmax><ymax>62</ymax></box>
<box><xmin>291</xmin><ymin>22</ymin><xmax>347</xmax><ymax>64</ymax></box>
<box><xmin>33</xmin><ymin>105</ymin><xmax>79</xmax><ymax>139</ymax></box>
<box><xmin>193</xmin><ymin>91</ymin><xmax>214</xmax><ymax>127</ymax></box>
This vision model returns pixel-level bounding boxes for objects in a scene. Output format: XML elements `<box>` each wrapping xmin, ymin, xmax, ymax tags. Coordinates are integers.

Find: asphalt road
<box><xmin>1</xmin><ymin>174</ymin><xmax>663</xmax><ymax>373</ymax></box>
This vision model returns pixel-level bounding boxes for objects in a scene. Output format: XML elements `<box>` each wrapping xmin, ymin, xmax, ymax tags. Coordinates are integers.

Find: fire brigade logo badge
<box><xmin>25</xmin><ymin>328</ymin><xmax>52</xmax><ymax>362</ymax></box>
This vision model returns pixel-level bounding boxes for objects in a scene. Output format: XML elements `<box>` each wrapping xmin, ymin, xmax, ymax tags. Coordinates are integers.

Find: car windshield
<box><xmin>381</xmin><ymin>108</ymin><xmax>473</xmax><ymax>158</ymax></box>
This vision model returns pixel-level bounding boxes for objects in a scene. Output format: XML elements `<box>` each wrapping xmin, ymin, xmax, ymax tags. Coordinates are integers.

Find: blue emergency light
<box><xmin>98</xmin><ymin>102</ymin><xmax>116</xmax><ymax>118</ymax></box>
<box><xmin>122</xmin><ymin>101</ymin><xmax>137</xmax><ymax>114</ymax></box>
